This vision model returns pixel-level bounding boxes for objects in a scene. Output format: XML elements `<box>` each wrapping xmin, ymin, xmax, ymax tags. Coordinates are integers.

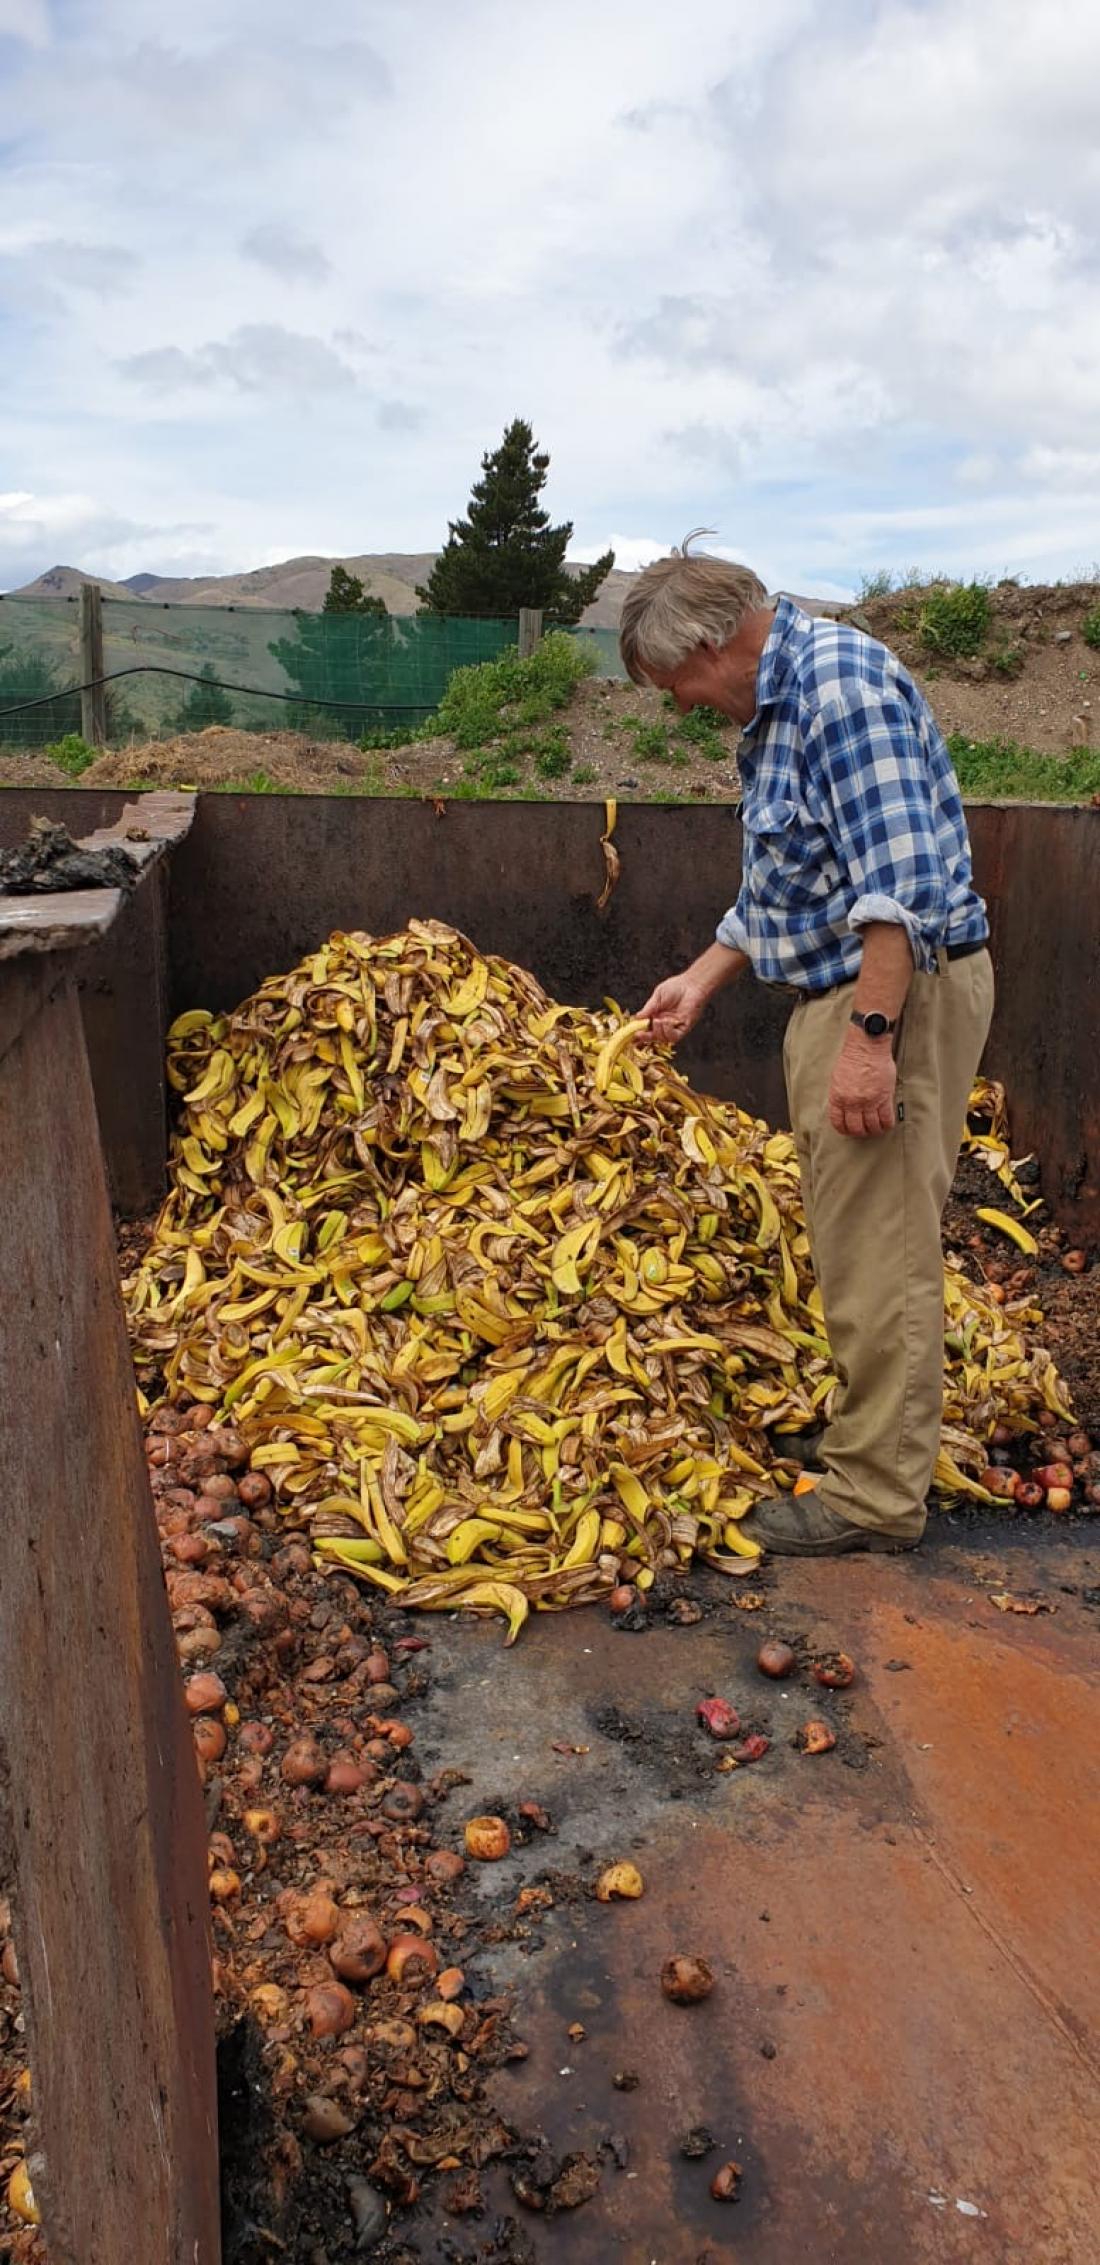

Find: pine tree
<box><xmin>417</xmin><ymin>419</ymin><xmax>614</xmax><ymax>624</ymax></box>
<box><xmin>270</xmin><ymin>579</ymin><xmax>394</xmax><ymax>740</ymax></box>
<box><xmin>173</xmin><ymin>662</ymin><xmax>234</xmax><ymax>732</ymax></box>
<box><xmin>323</xmin><ymin>564</ymin><xmax>387</xmax><ymax>617</ymax></box>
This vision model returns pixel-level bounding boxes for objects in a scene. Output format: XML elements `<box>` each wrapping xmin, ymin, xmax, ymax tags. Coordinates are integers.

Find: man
<box><xmin>619</xmin><ymin>545</ymin><xmax>993</xmax><ymax>1555</ymax></box>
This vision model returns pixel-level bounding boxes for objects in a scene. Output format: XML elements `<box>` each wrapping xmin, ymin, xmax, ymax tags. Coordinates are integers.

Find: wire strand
<box><xmin>0</xmin><ymin>664</ymin><xmax>433</xmax><ymax>724</ymax></box>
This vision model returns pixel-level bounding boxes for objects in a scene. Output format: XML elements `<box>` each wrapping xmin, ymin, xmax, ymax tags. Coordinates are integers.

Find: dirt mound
<box><xmin>840</xmin><ymin>578</ymin><xmax>1099</xmax><ymax>755</ymax></box>
<box><xmin>75</xmin><ymin>726</ymin><xmax>396</xmax><ymax>795</ymax></box>
<box><xmin>0</xmin><ymin>681</ymin><xmax>734</xmax><ymax>805</ymax></box>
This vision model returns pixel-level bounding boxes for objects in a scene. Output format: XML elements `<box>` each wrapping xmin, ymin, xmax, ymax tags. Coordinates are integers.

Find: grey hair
<box><xmin>618</xmin><ymin>532</ymin><xmax>770</xmax><ymax>684</ymax></box>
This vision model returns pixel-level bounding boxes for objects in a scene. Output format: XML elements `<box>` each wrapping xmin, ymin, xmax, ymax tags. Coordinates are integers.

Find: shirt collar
<box><xmin>744</xmin><ymin>595</ymin><xmax>799</xmax><ymax>736</ymax></box>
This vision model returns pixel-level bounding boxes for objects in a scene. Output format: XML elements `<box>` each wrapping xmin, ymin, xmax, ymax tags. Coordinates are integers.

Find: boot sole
<box><xmin>751</xmin><ymin>1528</ymin><xmax>922</xmax><ymax>1557</ymax></box>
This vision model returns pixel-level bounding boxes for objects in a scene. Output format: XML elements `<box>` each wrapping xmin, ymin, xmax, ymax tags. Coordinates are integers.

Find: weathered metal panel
<box><xmin>0</xmin><ymin>792</ymin><xmax>192</xmax><ymax>1215</ymax></box>
<box><xmin>0</xmin><ymin>965</ymin><xmax>220</xmax><ymax>2263</ymax></box>
<box><xmin>1</xmin><ymin>789</ymin><xmax>1096</xmax><ymax>1241</ymax></box>
<box><xmin>0</xmin><ymin>788</ymin><xmax>129</xmax><ymax>847</ymax></box>
<box><xmin>166</xmin><ymin>795</ymin><xmax>796</xmax><ymax>1130</ymax></box>
<box><xmin>167</xmin><ymin>794</ymin><xmax>1100</xmax><ymax>1240</ymax></box>
<box><xmin>76</xmin><ymin>862</ymin><xmax>173</xmax><ymax>1215</ymax></box>
<box><xmin>968</xmin><ymin>803</ymin><xmax>1099</xmax><ymax>1241</ymax></box>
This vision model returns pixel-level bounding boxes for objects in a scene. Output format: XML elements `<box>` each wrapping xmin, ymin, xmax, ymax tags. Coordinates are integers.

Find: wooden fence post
<box><xmin>79</xmin><ymin>582</ymin><xmax>108</xmax><ymax>746</ymax></box>
<box><xmin>518</xmin><ymin>608</ymin><xmax>543</xmax><ymax>659</ymax></box>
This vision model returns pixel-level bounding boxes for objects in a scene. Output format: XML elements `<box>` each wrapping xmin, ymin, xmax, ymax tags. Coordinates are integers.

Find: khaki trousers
<box><xmin>782</xmin><ymin>950</ymin><xmax>995</xmax><ymax>1540</ymax></box>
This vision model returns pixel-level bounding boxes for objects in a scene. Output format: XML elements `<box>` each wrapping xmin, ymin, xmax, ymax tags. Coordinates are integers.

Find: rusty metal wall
<box><xmin>0</xmin><ymin>790</ymin><xmax>170</xmax><ymax>1213</ymax></box>
<box><xmin>0</xmin><ymin>788</ymin><xmax>129</xmax><ymax>846</ymax></box>
<box><xmin>166</xmin><ymin>795</ymin><xmax>795</xmax><ymax>1123</ymax></box>
<box><xmin>967</xmin><ymin>805</ymin><xmax>1099</xmax><ymax>1235</ymax></box>
<box><xmin>0</xmin><ymin>961</ymin><xmax>220</xmax><ymax>2262</ymax></box>
<box><xmin>0</xmin><ymin>789</ymin><xmax>1096</xmax><ymax>1241</ymax></box>
<box><xmin>166</xmin><ymin>795</ymin><xmax>1099</xmax><ymax>1241</ymax></box>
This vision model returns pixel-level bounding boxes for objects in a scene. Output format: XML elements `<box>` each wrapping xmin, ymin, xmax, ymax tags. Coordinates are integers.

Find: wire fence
<box><xmin>0</xmin><ymin>595</ymin><xmax>627</xmax><ymax>752</ymax></box>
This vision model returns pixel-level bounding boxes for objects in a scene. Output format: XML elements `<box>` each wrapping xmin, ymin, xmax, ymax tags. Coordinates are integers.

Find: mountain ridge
<box><xmin>9</xmin><ymin>553</ymin><xmax>639</xmax><ymax>627</ymax></box>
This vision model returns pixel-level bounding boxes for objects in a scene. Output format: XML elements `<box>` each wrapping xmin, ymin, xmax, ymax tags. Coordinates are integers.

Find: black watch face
<box><xmin>862</xmin><ymin>1012</ymin><xmax>890</xmax><ymax>1038</ymax></box>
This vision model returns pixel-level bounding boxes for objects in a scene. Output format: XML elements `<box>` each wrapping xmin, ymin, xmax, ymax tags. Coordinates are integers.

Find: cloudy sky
<box><xmin>2</xmin><ymin>0</ymin><xmax>1099</xmax><ymax>595</ymax></box>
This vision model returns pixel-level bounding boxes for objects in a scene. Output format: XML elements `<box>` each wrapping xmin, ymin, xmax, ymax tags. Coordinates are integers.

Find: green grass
<box><xmin>604</xmin><ymin>703</ymin><xmax>731</xmax><ymax>769</ymax></box>
<box><xmin>670</xmin><ymin>703</ymin><xmax>731</xmax><ymax>760</ymax></box>
<box><xmin>918</xmin><ymin>581</ymin><xmax>992</xmax><ymax>659</ymax></box>
<box><xmin>1082</xmin><ymin>607</ymin><xmax>1100</xmax><ymax>652</ymax></box>
<box><xmin>618</xmin><ymin>717</ymin><xmax>685</xmax><ymax>766</ymax></box>
<box><xmin>948</xmin><ymin>732</ymin><xmax>1100</xmax><ymax>801</ymax></box>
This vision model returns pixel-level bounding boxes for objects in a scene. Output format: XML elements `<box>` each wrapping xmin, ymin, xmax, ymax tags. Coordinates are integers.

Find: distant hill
<box><xmin>11</xmin><ymin>553</ymin><xmax>844</xmax><ymax>626</ymax></box>
<box><xmin>15</xmin><ymin>562</ymin><xmax>149</xmax><ymax>604</ymax></box>
<box><xmin>12</xmin><ymin>553</ymin><xmax>638</xmax><ymax>628</ymax></box>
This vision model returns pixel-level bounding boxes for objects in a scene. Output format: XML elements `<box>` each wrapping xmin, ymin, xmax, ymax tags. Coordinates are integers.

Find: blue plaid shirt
<box><xmin>717</xmin><ymin>599</ymin><xmax>988</xmax><ymax>990</ymax></box>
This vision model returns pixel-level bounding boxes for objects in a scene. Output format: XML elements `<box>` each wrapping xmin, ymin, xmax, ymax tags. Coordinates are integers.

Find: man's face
<box><xmin>644</xmin><ymin>608</ymin><xmax>774</xmax><ymax>726</ymax></box>
<box><xmin>645</xmin><ymin>641</ymin><xmax>729</xmax><ymax>715</ymax></box>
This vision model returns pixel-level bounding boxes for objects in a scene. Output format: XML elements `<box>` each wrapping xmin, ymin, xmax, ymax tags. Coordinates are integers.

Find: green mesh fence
<box><xmin>0</xmin><ymin>598</ymin><xmax>525</xmax><ymax>750</ymax></box>
<box><xmin>567</xmin><ymin>624</ymin><xmax>628</xmax><ymax>681</ymax></box>
<box><xmin>0</xmin><ymin>597</ymin><xmax>84</xmax><ymax>747</ymax></box>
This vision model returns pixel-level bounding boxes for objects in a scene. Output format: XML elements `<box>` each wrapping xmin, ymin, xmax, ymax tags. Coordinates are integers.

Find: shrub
<box><xmin>917</xmin><ymin>582</ymin><xmax>991</xmax><ymax>659</ymax></box>
<box><xmin>1081</xmin><ymin>606</ymin><xmax>1100</xmax><ymax>651</ymax></box>
<box><xmin>673</xmin><ymin>705</ymin><xmax>730</xmax><ymax>760</ymax></box>
<box><xmin>532</xmin><ymin>728</ymin><xmax>572</xmax><ymax>780</ymax></box>
<box><xmin>619</xmin><ymin>716</ymin><xmax>690</xmax><ymax>766</ymax></box>
<box><xmin>45</xmin><ymin>731</ymin><xmax>97</xmax><ymax>778</ymax></box>
<box><xmin>437</xmin><ymin>631</ymin><xmax>595</xmax><ymax>752</ymax></box>
<box><xmin>463</xmin><ymin>749</ymin><xmax>521</xmax><ymax>791</ymax></box>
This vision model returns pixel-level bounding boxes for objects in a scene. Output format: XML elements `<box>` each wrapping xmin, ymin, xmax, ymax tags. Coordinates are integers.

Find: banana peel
<box><xmin>127</xmin><ymin>920</ymin><xmax>1074</xmax><ymax>1642</ymax></box>
<box><xmin>975</xmin><ymin>1208</ymin><xmax>1039</xmax><ymax>1256</ymax></box>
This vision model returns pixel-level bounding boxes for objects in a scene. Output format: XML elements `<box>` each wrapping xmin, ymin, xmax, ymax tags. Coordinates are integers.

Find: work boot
<box><xmin>738</xmin><ymin>1489</ymin><xmax>923</xmax><ymax>1557</ymax></box>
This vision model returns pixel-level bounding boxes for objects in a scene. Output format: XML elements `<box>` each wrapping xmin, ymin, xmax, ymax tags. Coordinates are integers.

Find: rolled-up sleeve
<box><xmin>805</xmin><ymin>693</ymin><xmax>949</xmax><ymax>970</ymax></box>
<box><xmin>716</xmin><ymin>892</ymin><xmax>751</xmax><ymax>955</ymax></box>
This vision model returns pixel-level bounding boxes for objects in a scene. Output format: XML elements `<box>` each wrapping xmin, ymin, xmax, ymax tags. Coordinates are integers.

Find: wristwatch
<box><xmin>850</xmin><ymin>1010</ymin><xmax>895</xmax><ymax>1040</ymax></box>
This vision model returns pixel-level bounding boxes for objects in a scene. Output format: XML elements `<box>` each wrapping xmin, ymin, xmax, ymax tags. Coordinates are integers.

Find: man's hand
<box><xmin>638</xmin><ymin>974</ymin><xmax>707</xmax><ymax>1045</ymax></box>
<box><xmin>638</xmin><ymin>943</ymin><xmax>747</xmax><ymax>1044</ymax></box>
<box><xmin>828</xmin><ymin>1028</ymin><xmax>897</xmax><ymax>1138</ymax></box>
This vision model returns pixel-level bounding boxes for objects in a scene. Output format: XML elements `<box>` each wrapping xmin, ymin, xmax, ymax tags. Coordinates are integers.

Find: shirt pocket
<box><xmin>742</xmin><ymin>796</ymin><xmax>836</xmax><ymax>912</ymax></box>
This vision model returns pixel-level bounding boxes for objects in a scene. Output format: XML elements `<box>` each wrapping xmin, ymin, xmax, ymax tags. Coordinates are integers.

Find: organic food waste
<box><xmin>124</xmin><ymin>922</ymin><xmax>1073</xmax><ymax>1640</ymax></box>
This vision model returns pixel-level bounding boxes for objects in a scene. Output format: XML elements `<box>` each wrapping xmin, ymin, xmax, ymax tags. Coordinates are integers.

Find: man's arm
<box><xmin>806</xmin><ymin>687</ymin><xmax>949</xmax><ymax>1139</ymax></box>
<box><xmin>828</xmin><ymin>921</ymin><xmax>913</xmax><ymax>1137</ymax></box>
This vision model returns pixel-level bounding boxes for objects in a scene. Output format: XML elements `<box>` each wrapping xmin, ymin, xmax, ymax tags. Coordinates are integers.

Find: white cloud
<box><xmin>241</xmin><ymin>224</ymin><xmax>331</xmax><ymax>284</ymax></box>
<box><xmin>120</xmin><ymin>325</ymin><xmax>360</xmax><ymax>396</ymax></box>
<box><xmin>572</xmin><ymin>535</ymin><xmax>668</xmax><ymax>573</ymax></box>
<box><xmin>0</xmin><ymin>488</ymin><xmax>218</xmax><ymax>589</ymax></box>
<box><xmin>0</xmin><ymin>0</ymin><xmax>49</xmax><ymax>43</ymax></box>
<box><xmin>2</xmin><ymin>0</ymin><xmax>1099</xmax><ymax>594</ymax></box>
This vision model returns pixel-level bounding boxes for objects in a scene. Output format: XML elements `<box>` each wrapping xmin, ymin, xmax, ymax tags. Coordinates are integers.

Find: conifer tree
<box><xmin>323</xmin><ymin>565</ymin><xmax>387</xmax><ymax>617</ymax></box>
<box><xmin>173</xmin><ymin>661</ymin><xmax>234</xmax><ymax>731</ymax></box>
<box><xmin>417</xmin><ymin>419</ymin><xmax>613</xmax><ymax>622</ymax></box>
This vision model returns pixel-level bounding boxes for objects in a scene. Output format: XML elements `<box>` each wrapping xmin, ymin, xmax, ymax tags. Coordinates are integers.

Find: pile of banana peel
<box><xmin>124</xmin><ymin>922</ymin><xmax>1072</xmax><ymax>1642</ymax></box>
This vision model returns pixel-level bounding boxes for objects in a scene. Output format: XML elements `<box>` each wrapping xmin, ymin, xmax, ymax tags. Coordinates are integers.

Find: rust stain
<box><xmin>460</xmin><ymin>1548</ymin><xmax>1100</xmax><ymax>2262</ymax></box>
